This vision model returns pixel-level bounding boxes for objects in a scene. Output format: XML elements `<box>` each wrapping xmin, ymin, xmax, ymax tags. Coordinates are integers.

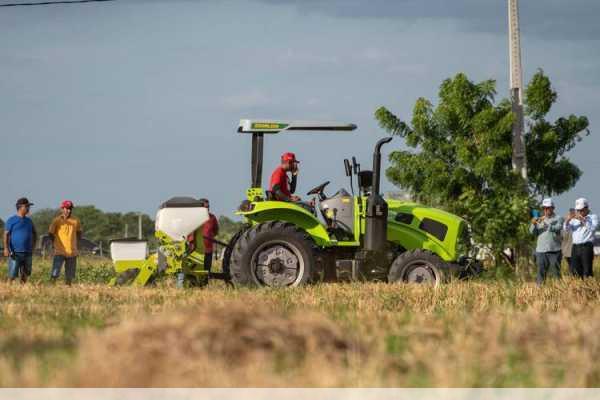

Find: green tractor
<box><xmin>109</xmin><ymin>119</ymin><xmax>478</xmax><ymax>288</ymax></box>
<box><xmin>223</xmin><ymin>119</ymin><xmax>479</xmax><ymax>287</ymax></box>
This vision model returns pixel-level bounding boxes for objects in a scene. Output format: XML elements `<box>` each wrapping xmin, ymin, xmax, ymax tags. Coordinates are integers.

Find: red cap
<box><xmin>61</xmin><ymin>200</ymin><xmax>74</xmax><ymax>209</ymax></box>
<box><xmin>281</xmin><ymin>152</ymin><xmax>299</xmax><ymax>163</ymax></box>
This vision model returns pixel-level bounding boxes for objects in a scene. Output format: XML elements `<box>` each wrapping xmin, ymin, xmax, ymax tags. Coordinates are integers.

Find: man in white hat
<box><xmin>529</xmin><ymin>198</ymin><xmax>564</xmax><ymax>284</ymax></box>
<box><xmin>564</xmin><ymin>198</ymin><xmax>599</xmax><ymax>278</ymax></box>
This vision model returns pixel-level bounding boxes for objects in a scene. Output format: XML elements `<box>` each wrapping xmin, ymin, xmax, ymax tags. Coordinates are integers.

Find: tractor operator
<box><xmin>269</xmin><ymin>152</ymin><xmax>301</xmax><ymax>202</ymax></box>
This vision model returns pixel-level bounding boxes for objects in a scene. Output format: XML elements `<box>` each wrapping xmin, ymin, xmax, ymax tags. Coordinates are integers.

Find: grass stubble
<box><xmin>1</xmin><ymin>258</ymin><xmax>600</xmax><ymax>387</ymax></box>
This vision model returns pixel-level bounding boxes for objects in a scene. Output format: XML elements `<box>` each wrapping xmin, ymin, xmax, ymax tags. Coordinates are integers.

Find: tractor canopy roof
<box><xmin>238</xmin><ymin>119</ymin><xmax>357</xmax><ymax>134</ymax></box>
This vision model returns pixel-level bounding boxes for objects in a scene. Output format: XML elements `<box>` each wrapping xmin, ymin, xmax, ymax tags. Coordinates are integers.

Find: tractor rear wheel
<box><xmin>229</xmin><ymin>221</ymin><xmax>316</xmax><ymax>288</ymax></box>
<box><xmin>388</xmin><ymin>249</ymin><xmax>450</xmax><ymax>286</ymax></box>
<box><xmin>221</xmin><ymin>226</ymin><xmax>248</xmax><ymax>281</ymax></box>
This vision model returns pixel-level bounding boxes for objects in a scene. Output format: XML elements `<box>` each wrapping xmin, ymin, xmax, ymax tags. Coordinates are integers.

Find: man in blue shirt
<box><xmin>3</xmin><ymin>198</ymin><xmax>37</xmax><ymax>283</ymax></box>
<box><xmin>564</xmin><ymin>198</ymin><xmax>599</xmax><ymax>278</ymax></box>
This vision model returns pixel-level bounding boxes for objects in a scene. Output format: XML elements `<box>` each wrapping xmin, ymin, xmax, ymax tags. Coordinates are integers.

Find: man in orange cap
<box><xmin>48</xmin><ymin>200</ymin><xmax>82</xmax><ymax>285</ymax></box>
<box><xmin>269</xmin><ymin>152</ymin><xmax>301</xmax><ymax>202</ymax></box>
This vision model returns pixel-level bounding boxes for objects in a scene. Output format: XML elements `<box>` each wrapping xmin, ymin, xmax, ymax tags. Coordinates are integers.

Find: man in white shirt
<box><xmin>564</xmin><ymin>198</ymin><xmax>599</xmax><ymax>278</ymax></box>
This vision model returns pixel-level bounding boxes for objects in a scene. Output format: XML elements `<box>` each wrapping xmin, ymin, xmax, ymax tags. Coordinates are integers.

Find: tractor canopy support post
<box><xmin>251</xmin><ymin>133</ymin><xmax>264</xmax><ymax>188</ymax></box>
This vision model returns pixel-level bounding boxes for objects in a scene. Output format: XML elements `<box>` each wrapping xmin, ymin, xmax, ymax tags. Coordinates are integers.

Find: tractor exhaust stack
<box><xmin>364</xmin><ymin>137</ymin><xmax>393</xmax><ymax>252</ymax></box>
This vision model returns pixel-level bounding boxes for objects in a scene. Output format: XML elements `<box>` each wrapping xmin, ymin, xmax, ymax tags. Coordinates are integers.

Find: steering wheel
<box><xmin>307</xmin><ymin>181</ymin><xmax>330</xmax><ymax>199</ymax></box>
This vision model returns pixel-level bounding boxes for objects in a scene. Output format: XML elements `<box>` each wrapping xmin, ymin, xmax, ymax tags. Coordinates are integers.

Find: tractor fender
<box><xmin>237</xmin><ymin>201</ymin><xmax>331</xmax><ymax>247</ymax></box>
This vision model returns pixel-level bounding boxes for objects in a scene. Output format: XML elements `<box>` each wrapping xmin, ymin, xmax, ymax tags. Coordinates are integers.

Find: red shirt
<box><xmin>269</xmin><ymin>166</ymin><xmax>290</xmax><ymax>197</ymax></box>
<box><xmin>202</xmin><ymin>214</ymin><xmax>219</xmax><ymax>253</ymax></box>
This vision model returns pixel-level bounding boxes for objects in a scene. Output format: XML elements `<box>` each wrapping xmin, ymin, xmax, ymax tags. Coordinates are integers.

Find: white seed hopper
<box><xmin>155</xmin><ymin>197</ymin><xmax>210</xmax><ymax>241</ymax></box>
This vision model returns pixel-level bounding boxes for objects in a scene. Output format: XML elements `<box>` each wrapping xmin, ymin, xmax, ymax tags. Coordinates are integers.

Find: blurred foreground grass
<box><xmin>1</xmin><ymin>257</ymin><xmax>600</xmax><ymax>387</ymax></box>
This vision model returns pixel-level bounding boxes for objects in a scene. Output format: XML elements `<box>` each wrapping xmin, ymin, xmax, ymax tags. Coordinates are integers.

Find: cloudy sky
<box><xmin>1</xmin><ymin>0</ymin><xmax>599</xmax><ymax>220</ymax></box>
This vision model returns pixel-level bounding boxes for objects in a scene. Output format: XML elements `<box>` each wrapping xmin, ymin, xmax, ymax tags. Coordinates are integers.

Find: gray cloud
<box><xmin>257</xmin><ymin>0</ymin><xmax>600</xmax><ymax>40</ymax></box>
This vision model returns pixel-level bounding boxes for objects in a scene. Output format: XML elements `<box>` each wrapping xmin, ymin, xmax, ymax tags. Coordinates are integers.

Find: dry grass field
<box><xmin>1</xmin><ymin>257</ymin><xmax>600</xmax><ymax>387</ymax></box>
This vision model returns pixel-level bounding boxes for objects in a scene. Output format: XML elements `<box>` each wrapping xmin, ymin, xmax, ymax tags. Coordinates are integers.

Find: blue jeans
<box><xmin>51</xmin><ymin>255</ymin><xmax>77</xmax><ymax>284</ymax></box>
<box><xmin>8</xmin><ymin>253</ymin><xmax>32</xmax><ymax>280</ymax></box>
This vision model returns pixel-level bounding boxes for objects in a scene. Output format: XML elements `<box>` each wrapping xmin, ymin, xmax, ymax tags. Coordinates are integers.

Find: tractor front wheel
<box><xmin>388</xmin><ymin>249</ymin><xmax>450</xmax><ymax>286</ymax></box>
<box><xmin>229</xmin><ymin>221</ymin><xmax>316</xmax><ymax>288</ymax></box>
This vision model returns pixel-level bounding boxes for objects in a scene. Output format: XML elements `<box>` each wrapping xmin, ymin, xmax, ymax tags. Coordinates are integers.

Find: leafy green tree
<box><xmin>217</xmin><ymin>216</ymin><xmax>244</xmax><ymax>241</ymax></box>
<box><xmin>74</xmin><ymin>207</ymin><xmax>156</xmax><ymax>249</ymax></box>
<box><xmin>121</xmin><ymin>212</ymin><xmax>155</xmax><ymax>240</ymax></box>
<box><xmin>376</xmin><ymin>71</ymin><xmax>589</xmax><ymax>261</ymax></box>
<box><xmin>30</xmin><ymin>208</ymin><xmax>59</xmax><ymax>234</ymax></box>
<box><xmin>524</xmin><ymin>70</ymin><xmax>589</xmax><ymax>197</ymax></box>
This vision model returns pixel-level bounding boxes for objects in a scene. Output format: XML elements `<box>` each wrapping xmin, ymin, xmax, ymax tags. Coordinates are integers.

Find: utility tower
<box><xmin>508</xmin><ymin>0</ymin><xmax>528</xmax><ymax>182</ymax></box>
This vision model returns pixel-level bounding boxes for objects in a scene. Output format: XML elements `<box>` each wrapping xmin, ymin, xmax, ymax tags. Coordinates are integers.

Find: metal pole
<box><xmin>509</xmin><ymin>0</ymin><xmax>531</xmax><ymax>277</ymax></box>
<box><xmin>508</xmin><ymin>0</ymin><xmax>528</xmax><ymax>182</ymax></box>
<box><xmin>138</xmin><ymin>213</ymin><xmax>142</xmax><ymax>240</ymax></box>
<box><xmin>251</xmin><ymin>133</ymin><xmax>264</xmax><ymax>188</ymax></box>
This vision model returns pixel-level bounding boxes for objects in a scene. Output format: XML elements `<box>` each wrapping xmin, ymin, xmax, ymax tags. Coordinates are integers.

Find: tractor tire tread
<box><xmin>230</xmin><ymin>221</ymin><xmax>317</xmax><ymax>287</ymax></box>
<box><xmin>388</xmin><ymin>249</ymin><xmax>452</xmax><ymax>286</ymax></box>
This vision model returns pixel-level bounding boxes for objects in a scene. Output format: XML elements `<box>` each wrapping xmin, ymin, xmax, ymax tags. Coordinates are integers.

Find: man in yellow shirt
<box><xmin>49</xmin><ymin>200</ymin><xmax>82</xmax><ymax>285</ymax></box>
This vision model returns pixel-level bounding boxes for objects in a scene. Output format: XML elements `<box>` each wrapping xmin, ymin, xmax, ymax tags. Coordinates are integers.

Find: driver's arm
<box><xmin>272</xmin><ymin>184</ymin><xmax>292</xmax><ymax>202</ymax></box>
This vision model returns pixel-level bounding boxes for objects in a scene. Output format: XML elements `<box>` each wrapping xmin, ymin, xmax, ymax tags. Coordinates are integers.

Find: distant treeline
<box><xmin>1</xmin><ymin>206</ymin><xmax>243</xmax><ymax>250</ymax></box>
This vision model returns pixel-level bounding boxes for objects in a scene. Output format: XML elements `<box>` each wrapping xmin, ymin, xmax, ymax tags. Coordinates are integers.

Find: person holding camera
<box><xmin>529</xmin><ymin>198</ymin><xmax>563</xmax><ymax>285</ymax></box>
<box><xmin>3</xmin><ymin>198</ymin><xmax>37</xmax><ymax>283</ymax></box>
<box><xmin>564</xmin><ymin>198</ymin><xmax>598</xmax><ymax>278</ymax></box>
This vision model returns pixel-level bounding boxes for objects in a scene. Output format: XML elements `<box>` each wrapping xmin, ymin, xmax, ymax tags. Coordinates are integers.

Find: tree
<box><xmin>524</xmin><ymin>70</ymin><xmax>589</xmax><ymax>197</ymax></box>
<box><xmin>30</xmin><ymin>208</ymin><xmax>58</xmax><ymax>234</ymax></box>
<box><xmin>375</xmin><ymin>71</ymin><xmax>589</xmax><ymax>261</ymax></box>
<box><xmin>121</xmin><ymin>212</ymin><xmax>155</xmax><ymax>240</ymax></box>
<box><xmin>217</xmin><ymin>216</ymin><xmax>244</xmax><ymax>241</ymax></box>
<box><xmin>74</xmin><ymin>206</ymin><xmax>156</xmax><ymax>248</ymax></box>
